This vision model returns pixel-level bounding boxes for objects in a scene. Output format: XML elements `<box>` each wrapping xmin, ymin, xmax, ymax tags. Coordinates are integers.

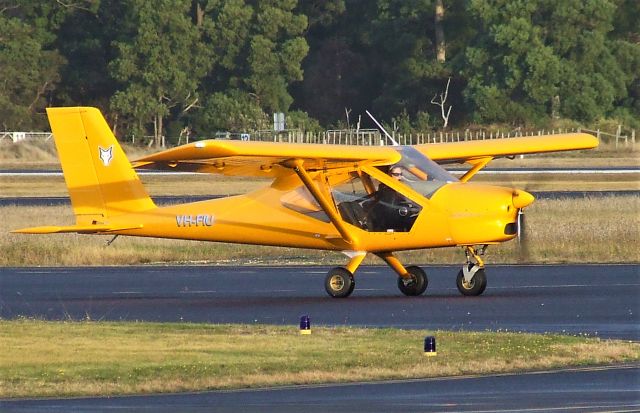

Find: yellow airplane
<box><xmin>14</xmin><ymin>107</ymin><xmax>598</xmax><ymax>298</ymax></box>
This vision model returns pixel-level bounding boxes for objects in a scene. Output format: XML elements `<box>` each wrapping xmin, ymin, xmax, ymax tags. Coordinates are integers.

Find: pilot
<box><xmin>376</xmin><ymin>166</ymin><xmax>404</xmax><ymax>204</ymax></box>
<box><xmin>369</xmin><ymin>166</ymin><xmax>412</xmax><ymax>231</ymax></box>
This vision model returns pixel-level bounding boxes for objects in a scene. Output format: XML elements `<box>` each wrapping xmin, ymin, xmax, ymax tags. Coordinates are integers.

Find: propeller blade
<box><xmin>517</xmin><ymin>209</ymin><xmax>530</xmax><ymax>263</ymax></box>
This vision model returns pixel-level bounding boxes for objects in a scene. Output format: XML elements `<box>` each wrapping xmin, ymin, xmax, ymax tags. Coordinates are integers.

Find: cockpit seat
<box><xmin>338</xmin><ymin>200</ymin><xmax>370</xmax><ymax>231</ymax></box>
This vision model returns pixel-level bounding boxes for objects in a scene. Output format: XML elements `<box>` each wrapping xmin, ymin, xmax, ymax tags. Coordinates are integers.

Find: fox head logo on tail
<box><xmin>98</xmin><ymin>145</ymin><xmax>114</xmax><ymax>166</ymax></box>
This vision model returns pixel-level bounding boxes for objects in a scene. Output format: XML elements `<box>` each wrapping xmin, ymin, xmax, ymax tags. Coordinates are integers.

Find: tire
<box><xmin>397</xmin><ymin>266</ymin><xmax>428</xmax><ymax>296</ymax></box>
<box><xmin>456</xmin><ymin>267</ymin><xmax>487</xmax><ymax>296</ymax></box>
<box><xmin>325</xmin><ymin>267</ymin><xmax>355</xmax><ymax>298</ymax></box>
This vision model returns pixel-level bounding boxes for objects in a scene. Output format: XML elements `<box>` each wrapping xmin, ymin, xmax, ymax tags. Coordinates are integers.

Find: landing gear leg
<box><xmin>377</xmin><ymin>252</ymin><xmax>428</xmax><ymax>296</ymax></box>
<box><xmin>324</xmin><ymin>252</ymin><xmax>367</xmax><ymax>298</ymax></box>
<box><xmin>456</xmin><ymin>245</ymin><xmax>488</xmax><ymax>296</ymax></box>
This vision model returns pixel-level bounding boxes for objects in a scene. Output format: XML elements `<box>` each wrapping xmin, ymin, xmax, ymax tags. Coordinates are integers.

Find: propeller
<box><xmin>511</xmin><ymin>187</ymin><xmax>534</xmax><ymax>264</ymax></box>
<box><xmin>516</xmin><ymin>208</ymin><xmax>530</xmax><ymax>263</ymax></box>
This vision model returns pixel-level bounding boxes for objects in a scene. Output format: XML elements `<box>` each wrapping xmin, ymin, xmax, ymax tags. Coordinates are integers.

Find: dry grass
<box><xmin>0</xmin><ymin>171</ymin><xmax>268</xmax><ymax>197</ymax></box>
<box><xmin>0</xmin><ymin>204</ymin><xmax>330</xmax><ymax>266</ymax></box>
<box><xmin>1</xmin><ymin>320</ymin><xmax>638</xmax><ymax>398</ymax></box>
<box><xmin>2</xmin><ymin>172</ymin><xmax>638</xmax><ymax>197</ymax></box>
<box><xmin>0</xmin><ymin>140</ymin><xmax>155</xmax><ymax>167</ymax></box>
<box><xmin>1</xmin><ymin>196</ymin><xmax>638</xmax><ymax>266</ymax></box>
<box><xmin>0</xmin><ymin>140</ymin><xmax>59</xmax><ymax>166</ymax></box>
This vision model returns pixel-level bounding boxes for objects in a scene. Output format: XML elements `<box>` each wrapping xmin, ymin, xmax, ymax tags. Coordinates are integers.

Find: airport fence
<box><xmin>2</xmin><ymin>127</ymin><xmax>635</xmax><ymax>148</ymax></box>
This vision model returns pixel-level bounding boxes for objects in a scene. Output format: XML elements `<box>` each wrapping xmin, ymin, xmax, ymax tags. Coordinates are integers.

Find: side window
<box><xmin>280</xmin><ymin>168</ymin><xmax>422</xmax><ymax>233</ymax></box>
<box><xmin>332</xmin><ymin>170</ymin><xmax>421</xmax><ymax>233</ymax></box>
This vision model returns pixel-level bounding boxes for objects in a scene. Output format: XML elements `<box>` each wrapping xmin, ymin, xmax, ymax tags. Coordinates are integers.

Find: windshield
<box><xmin>387</xmin><ymin>146</ymin><xmax>458</xmax><ymax>198</ymax></box>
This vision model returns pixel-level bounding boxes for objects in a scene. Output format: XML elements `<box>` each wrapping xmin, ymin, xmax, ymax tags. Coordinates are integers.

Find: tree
<box><xmin>434</xmin><ymin>0</ymin><xmax>445</xmax><ymax>62</ymax></box>
<box><xmin>109</xmin><ymin>0</ymin><xmax>211</xmax><ymax>145</ymax></box>
<box><xmin>246</xmin><ymin>0</ymin><xmax>309</xmax><ymax>112</ymax></box>
<box><xmin>462</xmin><ymin>0</ymin><xmax>634</xmax><ymax>124</ymax></box>
<box><xmin>52</xmin><ymin>0</ymin><xmax>118</xmax><ymax>112</ymax></box>
<box><xmin>192</xmin><ymin>0</ymin><xmax>309</xmax><ymax>134</ymax></box>
<box><xmin>295</xmin><ymin>0</ymin><xmax>461</xmax><ymax>126</ymax></box>
<box><xmin>0</xmin><ymin>3</ymin><xmax>66</xmax><ymax>129</ymax></box>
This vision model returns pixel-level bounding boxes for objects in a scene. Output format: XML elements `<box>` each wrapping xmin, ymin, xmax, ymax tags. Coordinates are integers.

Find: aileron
<box><xmin>416</xmin><ymin>133</ymin><xmax>598</xmax><ymax>164</ymax></box>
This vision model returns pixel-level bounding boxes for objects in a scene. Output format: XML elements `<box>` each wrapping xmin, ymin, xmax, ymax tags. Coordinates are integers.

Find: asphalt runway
<box><xmin>1</xmin><ymin>264</ymin><xmax>638</xmax><ymax>339</ymax></box>
<box><xmin>1</xmin><ymin>264</ymin><xmax>639</xmax><ymax>412</ymax></box>
<box><xmin>3</xmin><ymin>364</ymin><xmax>639</xmax><ymax>413</ymax></box>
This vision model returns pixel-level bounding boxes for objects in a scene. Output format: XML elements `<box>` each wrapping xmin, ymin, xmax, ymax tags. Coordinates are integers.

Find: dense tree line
<box><xmin>1</xmin><ymin>0</ymin><xmax>638</xmax><ymax>144</ymax></box>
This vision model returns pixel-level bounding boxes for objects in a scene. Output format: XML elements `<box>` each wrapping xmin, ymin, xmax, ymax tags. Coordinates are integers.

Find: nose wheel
<box><xmin>456</xmin><ymin>266</ymin><xmax>487</xmax><ymax>296</ymax></box>
<box><xmin>457</xmin><ymin>245</ymin><xmax>488</xmax><ymax>296</ymax></box>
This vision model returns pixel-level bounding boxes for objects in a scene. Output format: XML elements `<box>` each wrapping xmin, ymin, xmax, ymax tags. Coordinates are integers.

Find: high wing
<box><xmin>133</xmin><ymin>140</ymin><xmax>401</xmax><ymax>177</ymax></box>
<box><xmin>133</xmin><ymin>133</ymin><xmax>598</xmax><ymax>178</ymax></box>
<box><xmin>415</xmin><ymin>133</ymin><xmax>598</xmax><ymax>164</ymax></box>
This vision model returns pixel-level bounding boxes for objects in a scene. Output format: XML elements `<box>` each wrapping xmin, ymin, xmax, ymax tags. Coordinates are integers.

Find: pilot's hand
<box><xmin>398</xmin><ymin>202</ymin><xmax>419</xmax><ymax>217</ymax></box>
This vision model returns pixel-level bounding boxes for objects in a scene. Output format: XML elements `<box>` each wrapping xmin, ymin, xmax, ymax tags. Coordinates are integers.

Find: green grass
<box><xmin>1</xmin><ymin>320</ymin><xmax>638</xmax><ymax>398</ymax></box>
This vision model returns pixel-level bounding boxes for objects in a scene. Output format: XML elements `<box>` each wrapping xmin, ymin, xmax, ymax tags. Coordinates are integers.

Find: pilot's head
<box><xmin>389</xmin><ymin>166</ymin><xmax>403</xmax><ymax>180</ymax></box>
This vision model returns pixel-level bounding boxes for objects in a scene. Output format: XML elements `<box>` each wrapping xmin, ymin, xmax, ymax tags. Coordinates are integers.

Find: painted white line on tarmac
<box><xmin>16</xmin><ymin>270</ymin><xmax>69</xmax><ymax>274</ymax></box>
<box><xmin>442</xmin><ymin>403</ymin><xmax>640</xmax><ymax>413</ymax></box>
<box><xmin>491</xmin><ymin>283</ymin><xmax>640</xmax><ymax>289</ymax></box>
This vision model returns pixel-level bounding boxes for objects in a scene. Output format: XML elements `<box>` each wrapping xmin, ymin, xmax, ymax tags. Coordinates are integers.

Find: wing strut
<box><xmin>286</xmin><ymin>159</ymin><xmax>357</xmax><ymax>246</ymax></box>
<box><xmin>460</xmin><ymin>157</ymin><xmax>493</xmax><ymax>183</ymax></box>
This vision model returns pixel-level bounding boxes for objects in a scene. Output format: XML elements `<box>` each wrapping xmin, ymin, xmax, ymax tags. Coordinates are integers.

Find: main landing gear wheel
<box><xmin>397</xmin><ymin>266</ymin><xmax>428</xmax><ymax>296</ymax></box>
<box><xmin>456</xmin><ymin>267</ymin><xmax>487</xmax><ymax>296</ymax></box>
<box><xmin>325</xmin><ymin>267</ymin><xmax>355</xmax><ymax>298</ymax></box>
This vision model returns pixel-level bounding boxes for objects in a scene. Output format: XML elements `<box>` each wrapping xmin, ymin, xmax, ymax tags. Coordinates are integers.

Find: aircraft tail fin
<box><xmin>46</xmin><ymin>107</ymin><xmax>156</xmax><ymax>225</ymax></box>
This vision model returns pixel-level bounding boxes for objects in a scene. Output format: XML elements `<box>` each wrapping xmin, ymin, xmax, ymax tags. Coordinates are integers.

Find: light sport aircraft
<box><xmin>14</xmin><ymin>107</ymin><xmax>598</xmax><ymax>298</ymax></box>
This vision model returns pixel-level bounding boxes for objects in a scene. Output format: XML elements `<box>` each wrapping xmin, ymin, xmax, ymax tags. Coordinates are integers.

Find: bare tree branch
<box><xmin>54</xmin><ymin>0</ymin><xmax>96</xmax><ymax>14</ymax></box>
<box><xmin>182</xmin><ymin>96</ymin><xmax>200</xmax><ymax>113</ymax></box>
<box><xmin>430</xmin><ymin>77</ymin><xmax>452</xmax><ymax>129</ymax></box>
<box><xmin>28</xmin><ymin>81</ymin><xmax>50</xmax><ymax>112</ymax></box>
<box><xmin>0</xmin><ymin>5</ymin><xmax>20</xmax><ymax>15</ymax></box>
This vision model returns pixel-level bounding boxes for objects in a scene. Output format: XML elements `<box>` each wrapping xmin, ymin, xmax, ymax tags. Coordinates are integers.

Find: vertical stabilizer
<box><xmin>46</xmin><ymin>107</ymin><xmax>156</xmax><ymax>225</ymax></box>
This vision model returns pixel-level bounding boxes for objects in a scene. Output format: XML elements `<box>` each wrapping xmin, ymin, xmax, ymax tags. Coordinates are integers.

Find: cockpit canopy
<box><xmin>390</xmin><ymin>146</ymin><xmax>458</xmax><ymax>198</ymax></box>
<box><xmin>282</xmin><ymin>146</ymin><xmax>458</xmax><ymax>233</ymax></box>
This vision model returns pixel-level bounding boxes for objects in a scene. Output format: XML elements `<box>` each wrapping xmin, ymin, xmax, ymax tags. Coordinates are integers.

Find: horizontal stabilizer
<box><xmin>12</xmin><ymin>224</ymin><xmax>143</xmax><ymax>234</ymax></box>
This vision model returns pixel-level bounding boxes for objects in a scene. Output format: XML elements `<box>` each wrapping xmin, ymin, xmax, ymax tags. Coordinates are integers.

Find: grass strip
<box><xmin>2</xmin><ymin>171</ymin><xmax>639</xmax><ymax>197</ymax></box>
<box><xmin>2</xmin><ymin>196</ymin><xmax>638</xmax><ymax>266</ymax></box>
<box><xmin>1</xmin><ymin>320</ymin><xmax>638</xmax><ymax>398</ymax></box>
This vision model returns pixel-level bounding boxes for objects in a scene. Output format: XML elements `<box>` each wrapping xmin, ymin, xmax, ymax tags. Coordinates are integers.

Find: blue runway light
<box><xmin>424</xmin><ymin>336</ymin><xmax>437</xmax><ymax>356</ymax></box>
<box><xmin>299</xmin><ymin>315</ymin><xmax>311</xmax><ymax>335</ymax></box>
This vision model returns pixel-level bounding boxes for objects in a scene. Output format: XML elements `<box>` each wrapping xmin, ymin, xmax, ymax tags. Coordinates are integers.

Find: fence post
<box><xmin>616</xmin><ymin>124</ymin><xmax>621</xmax><ymax>148</ymax></box>
<box><xmin>632</xmin><ymin>129</ymin><xmax>636</xmax><ymax>147</ymax></box>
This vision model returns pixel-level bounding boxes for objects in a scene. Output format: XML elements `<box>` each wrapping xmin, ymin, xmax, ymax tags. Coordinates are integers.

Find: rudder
<box><xmin>47</xmin><ymin>107</ymin><xmax>156</xmax><ymax>225</ymax></box>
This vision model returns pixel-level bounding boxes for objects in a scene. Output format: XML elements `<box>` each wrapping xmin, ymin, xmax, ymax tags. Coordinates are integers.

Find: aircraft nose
<box><xmin>512</xmin><ymin>189</ymin><xmax>535</xmax><ymax>209</ymax></box>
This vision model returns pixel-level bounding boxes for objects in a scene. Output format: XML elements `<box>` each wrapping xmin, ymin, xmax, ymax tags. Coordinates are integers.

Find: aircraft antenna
<box><xmin>366</xmin><ymin>110</ymin><xmax>399</xmax><ymax>146</ymax></box>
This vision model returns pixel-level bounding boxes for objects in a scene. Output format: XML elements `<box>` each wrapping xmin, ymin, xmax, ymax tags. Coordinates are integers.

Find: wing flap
<box><xmin>133</xmin><ymin>140</ymin><xmax>400</xmax><ymax>177</ymax></box>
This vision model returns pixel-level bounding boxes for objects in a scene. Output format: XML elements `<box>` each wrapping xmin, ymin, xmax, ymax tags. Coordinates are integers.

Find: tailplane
<box><xmin>46</xmin><ymin>107</ymin><xmax>156</xmax><ymax>225</ymax></box>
